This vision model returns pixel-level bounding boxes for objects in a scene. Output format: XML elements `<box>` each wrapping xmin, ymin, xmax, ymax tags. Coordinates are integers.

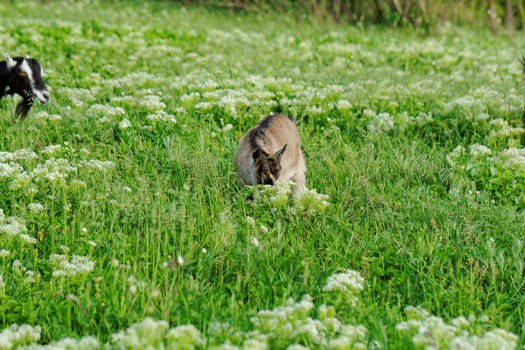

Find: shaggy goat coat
<box><xmin>235</xmin><ymin>114</ymin><xmax>306</xmax><ymax>192</ymax></box>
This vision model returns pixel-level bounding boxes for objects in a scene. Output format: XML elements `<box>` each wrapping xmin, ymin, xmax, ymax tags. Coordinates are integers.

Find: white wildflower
<box><xmin>293</xmin><ymin>188</ymin><xmax>330</xmax><ymax>214</ymax></box>
<box><xmin>242</xmin><ymin>338</ymin><xmax>267</xmax><ymax>350</ymax></box>
<box><xmin>336</xmin><ymin>99</ymin><xmax>352</xmax><ymax>111</ymax></box>
<box><xmin>180</xmin><ymin>92</ymin><xmax>201</xmax><ymax>107</ymax></box>
<box><xmin>24</xmin><ymin>270</ymin><xmax>39</xmax><ymax>284</ymax></box>
<box><xmin>0</xmin><ymin>163</ymin><xmax>25</xmax><ymax>179</ymax></box>
<box><xmin>246</xmin><ymin>216</ymin><xmax>256</xmax><ymax>226</ymax></box>
<box><xmin>10</xmin><ymin>149</ymin><xmax>38</xmax><ymax>161</ymax></box>
<box><xmin>323</xmin><ymin>270</ymin><xmax>364</xmax><ymax>293</ymax></box>
<box><xmin>41</xmin><ymin>144</ymin><xmax>62</xmax><ymax>155</ymax></box>
<box><xmin>87</xmin><ymin>104</ymin><xmax>125</xmax><ymax>118</ymax></box>
<box><xmin>12</xmin><ymin>260</ymin><xmax>25</xmax><ymax>274</ymax></box>
<box><xmin>37</xmin><ymin>336</ymin><xmax>100</xmax><ymax>349</ymax></box>
<box><xmin>367</xmin><ymin>111</ymin><xmax>394</xmax><ymax>134</ymax></box>
<box><xmin>47</xmin><ymin>114</ymin><xmax>63</xmax><ymax>121</ymax></box>
<box><xmin>0</xmin><ymin>216</ymin><xmax>28</xmax><ymax>236</ymax></box>
<box><xmin>19</xmin><ymin>234</ymin><xmax>37</xmax><ymax>244</ymax></box>
<box><xmin>396</xmin><ymin>307</ymin><xmax>518</xmax><ymax>350</ymax></box>
<box><xmin>79</xmin><ymin>159</ymin><xmax>116</xmax><ymax>172</ymax></box>
<box><xmin>328</xmin><ymin>325</ymin><xmax>367</xmax><ymax>350</ymax></box>
<box><xmin>50</xmin><ymin>254</ymin><xmax>95</xmax><ymax>277</ymax></box>
<box><xmin>140</xmin><ymin>95</ymin><xmax>166</xmax><ymax>111</ymax></box>
<box><xmin>446</xmin><ymin>145</ymin><xmax>466</xmax><ymax>167</ymax></box>
<box><xmin>31</xmin><ymin>158</ymin><xmax>76</xmax><ymax>184</ymax></box>
<box><xmin>469</xmin><ymin>144</ymin><xmax>491</xmax><ymax>159</ymax></box>
<box><xmin>287</xmin><ymin>345</ymin><xmax>309</xmax><ymax>350</ymax></box>
<box><xmin>165</xmin><ymin>324</ymin><xmax>204</xmax><ymax>348</ymax></box>
<box><xmin>323</xmin><ymin>270</ymin><xmax>364</xmax><ymax>306</ymax></box>
<box><xmin>119</xmin><ymin>118</ymin><xmax>132</xmax><ymax>129</ymax></box>
<box><xmin>0</xmin><ymin>324</ymin><xmax>41</xmax><ymax>348</ymax></box>
<box><xmin>177</xmin><ymin>255</ymin><xmax>184</xmax><ymax>265</ymax></box>
<box><xmin>146</xmin><ymin>110</ymin><xmax>176</xmax><ymax>123</ymax></box>
<box><xmin>111</xmin><ymin>318</ymin><xmax>168</xmax><ymax>349</ymax></box>
<box><xmin>28</xmin><ymin>203</ymin><xmax>45</xmax><ymax>215</ymax></box>
<box><xmin>404</xmin><ymin>305</ymin><xmax>430</xmax><ymax>320</ymax></box>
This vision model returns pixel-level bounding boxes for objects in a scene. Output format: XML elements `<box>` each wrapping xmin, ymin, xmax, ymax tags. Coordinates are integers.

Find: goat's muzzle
<box><xmin>34</xmin><ymin>89</ymin><xmax>50</xmax><ymax>104</ymax></box>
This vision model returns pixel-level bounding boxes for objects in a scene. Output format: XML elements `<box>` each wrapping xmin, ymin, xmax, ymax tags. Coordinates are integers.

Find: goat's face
<box><xmin>253</xmin><ymin>144</ymin><xmax>288</xmax><ymax>185</ymax></box>
<box><xmin>6</xmin><ymin>55</ymin><xmax>50</xmax><ymax>105</ymax></box>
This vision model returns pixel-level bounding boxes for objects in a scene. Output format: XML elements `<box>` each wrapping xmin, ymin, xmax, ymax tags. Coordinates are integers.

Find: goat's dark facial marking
<box><xmin>252</xmin><ymin>144</ymin><xmax>288</xmax><ymax>185</ymax></box>
<box><xmin>1</xmin><ymin>55</ymin><xmax>50</xmax><ymax>118</ymax></box>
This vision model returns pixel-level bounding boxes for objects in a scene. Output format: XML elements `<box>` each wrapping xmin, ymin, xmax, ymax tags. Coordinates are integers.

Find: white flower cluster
<box><xmin>322</xmin><ymin>270</ymin><xmax>365</xmax><ymax>307</ymax></box>
<box><xmin>447</xmin><ymin>141</ymin><xmax>525</xmax><ymax>205</ymax></box>
<box><xmin>469</xmin><ymin>143</ymin><xmax>491</xmax><ymax>159</ymax></box>
<box><xmin>0</xmin><ymin>210</ymin><xmax>36</xmax><ymax>245</ymax></box>
<box><xmin>140</xmin><ymin>95</ymin><xmax>166</xmax><ymax>111</ymax></box>
<box><xmin>41</xmin><ymin>145</ymin><xmax>62</xmax><ymax>156</ymax></box>
<box><xmin>32</xmin><ymin>111</ymin><xmax>63</xmax><ymax>121</ymax></box>
<box><xmin>0</xmin><ymin>324</ymin><xmax>41</xmax><ymax>349</ymax></box>
<box><xmin>57</xmin><ymin>87</ymin><xmax>96</xmax><ymax>108</ymax></box>
<box><xmin>0</xmin><ymin>145</ymin><xmax>116</xmax><ymax>199</ymax></box>
<box><xmin>111</xmin><ymin>318</ymin><xmax>169</xmax><ymax>349</ymax></box>
<box><xmin>11</xmin><ymin>259</ymin><xmax>41</xmax><ymax>284</ymax></box>
<box><xmin>251</xmin><ymin>295</ymin><xmax>330</xmax><ymax>347</ymax></box>
<box><xmin>87</xmin><ymin>104</ymin><xmax>125</xmax><ymax>119</ymax></box>
<box><xmin>0</xmin><ymin>273</ymin><xmax>368</xmax><ymax>349</ymax></box>
<box><xmin>328</xmin><ymin>325</ymin><xmax>368</xmax><ymax>350</ymax></box>
<box><xmin>78</xmin><ymin>160</ymin><xmax>116</xmax><ymax>172</ymax></box>
<box><xmin>106</xmin><ymin>72</ymin><xmax>160</xmax><ymax>89</ymax></box>
<box><xmin>119</xmin><ymin>118</ymin><xmax>132</xmax><ymax>129</ymax></box>
<box><xmin>18</xmin><ymin>336</ymin><xmax>99</xmax><ymax>350</ymax></box>
<box><xmin>365</xmin><ymin>109</ymin><xmax>394</xmax><ymax>135</ymax></box>
<box><xmin>0</xmin><ymin>211</ymin><xmax>27</xmax><ymax>237</ymax></box>
<box><xmin>110</xmin><ymin>318</ymin><xmax>203</xmax><ymax>349</ymax></box>
<box><xmin>49</xmin><ymin>254</ymin><xmax>95</xmax><ymax>277</ymax></box>
<box><xmin>396</xmin><ymin>306</ymin><xmax>518</xmax><ymax>349</ymax></box>
<box><xmin>248</xmin><ymin>294</ymin><xmax>367</xmax><ymax>348</ymax></box>
<box><xmin>0</xmin><ymin>149</ymin><xmax>38</xmax><ymax>162</ymax></box>
<box><xmin>293</xmin><ymin>188</ymin><xmax>330</xmax><ymax>215</ymax></box>
<box><xmin>32</xmin><ymin>158</ymin><xmax>76</xmax><ymax>184</ymax></box>
<box><xmin>146</xmin><ymin>110</ymin><xmax>176</xmax><ymax>123</ymax></box>
<box><xmin>486</xmin><ymin>118</ymin><xmax>524</xmax><ymax>148</ymax></box>
<box><xmin>249</xmin><ymin>182</ymin><xmax>329</xmax><ymax>215</ymax></box>
<box><xmin>497</xmin><ymin>147</ymin><xmax>525</xmax><ymax>173</ymax></box>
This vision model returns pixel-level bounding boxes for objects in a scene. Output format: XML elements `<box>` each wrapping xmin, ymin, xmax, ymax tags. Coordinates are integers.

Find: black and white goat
<box><xmin>0</xmin><ymin>54</ymin><xmax>50</xmax><ymax>118</ymax></box>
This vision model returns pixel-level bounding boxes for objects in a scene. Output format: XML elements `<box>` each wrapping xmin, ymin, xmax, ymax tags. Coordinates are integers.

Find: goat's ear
<box><xmin>252</xmin><ymin>148</ymin><xmax>268</xmax><ymax>161</ymax></box>
<box><xmin>5</xmin><ymin>54</ymin><xmax>16</xmax><ymax>71</ymax></box>
<box><xmin>275</xmin><ymin>144</ymin><xmax>288</xmax><ymax>161</ymax></box>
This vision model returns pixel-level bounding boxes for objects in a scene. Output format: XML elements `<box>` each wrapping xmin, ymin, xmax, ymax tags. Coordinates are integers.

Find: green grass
<box><xmin>0</xmin><ymin>1</ymin><xmax>524</xmax><ymax>349</ymax></box>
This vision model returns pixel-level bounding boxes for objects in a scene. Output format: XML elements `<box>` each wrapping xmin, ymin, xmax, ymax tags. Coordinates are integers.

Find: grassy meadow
<box><xmin>1</xmin><ymin>1</ymin><xmax>525</xmax><ymax>349</ymax></box>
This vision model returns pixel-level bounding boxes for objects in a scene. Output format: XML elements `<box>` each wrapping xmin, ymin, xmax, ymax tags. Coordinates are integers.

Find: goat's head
<box><xmin>253</xmin><ymin>144</ymin><xmax>288</xmax><ymax>185</ymax></box>
<box><xmin>5</xmin><ymin>55</ymin><xmax>50</xmax><ymax>117</ymax></box>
